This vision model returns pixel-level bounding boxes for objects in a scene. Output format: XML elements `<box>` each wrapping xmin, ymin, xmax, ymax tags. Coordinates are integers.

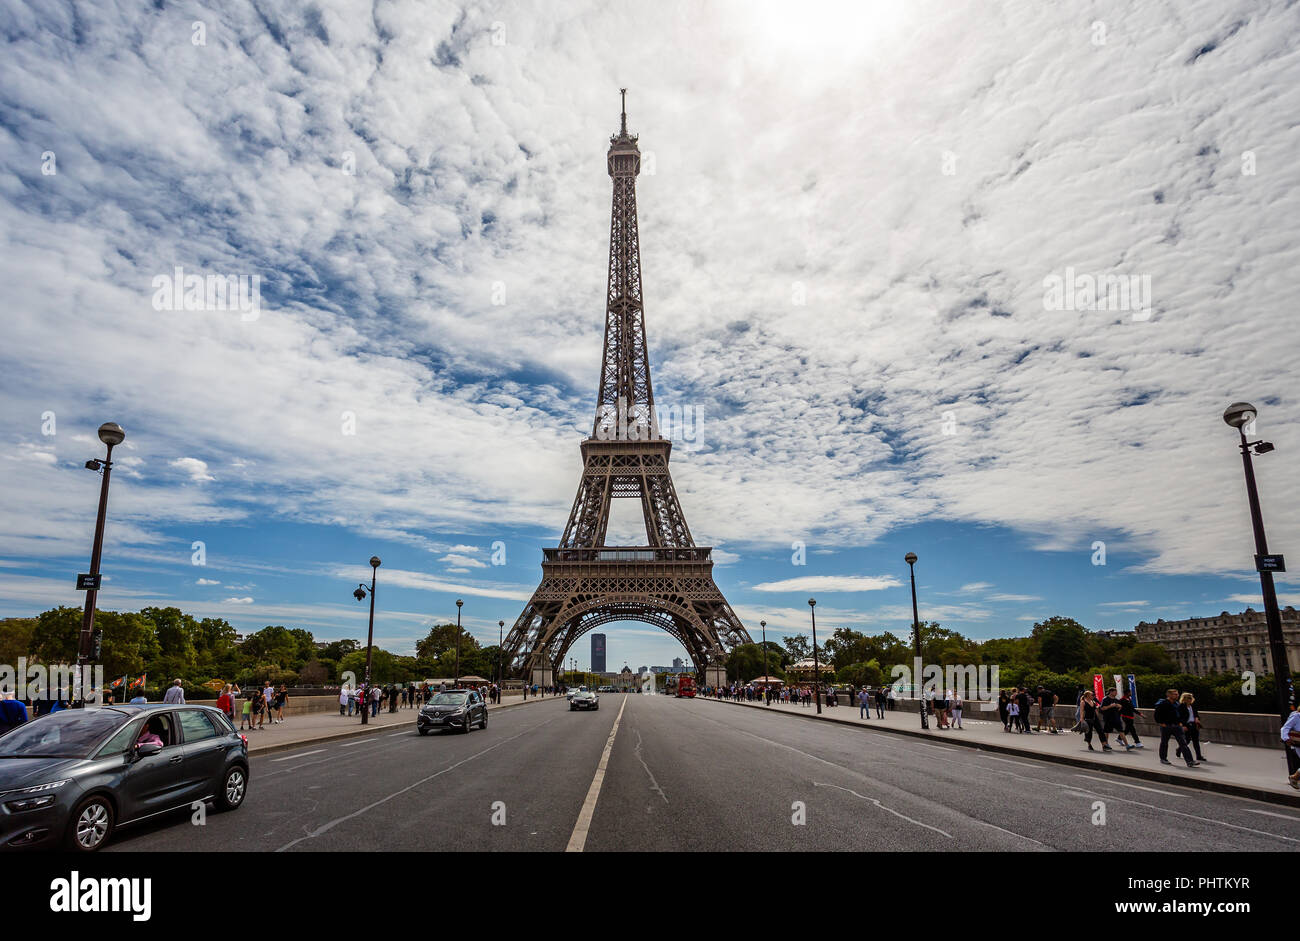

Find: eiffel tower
<box><xmin>502</xmin><ymin>91</ymin><xmax>751</xmax><ymax>686</ymax></box>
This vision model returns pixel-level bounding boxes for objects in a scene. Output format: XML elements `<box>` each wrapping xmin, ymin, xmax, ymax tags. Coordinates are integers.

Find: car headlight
<box><xmin>5</xmin><ymin>778</ymin><xmax>71</xmax><ymax>797</ymax></box>
<box><xmin>3</xmin><ymin>779</ymin><xmax>70</xmax><ymax>812</ymax></box>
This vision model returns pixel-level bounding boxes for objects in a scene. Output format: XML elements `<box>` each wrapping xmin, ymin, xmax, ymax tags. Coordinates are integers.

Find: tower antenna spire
<box><xmin>620</xmin><ymin>87</ymin><xmax>627</xmax><ymax>136</ymax></box>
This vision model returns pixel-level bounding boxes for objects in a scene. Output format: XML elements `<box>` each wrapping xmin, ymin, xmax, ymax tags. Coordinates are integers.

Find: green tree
<box><xmin>1035</xmin><ymin>617</ymin><xmax>1090</xmax><ymax>672</ymax></box>
<box><xmin>782</xmin><ymin>633</ymin><xmax>811</xmax><ymax>662</ymax></box>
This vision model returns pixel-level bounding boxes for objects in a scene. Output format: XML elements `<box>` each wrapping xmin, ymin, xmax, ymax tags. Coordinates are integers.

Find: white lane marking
<box><xmin>275</xmin><ymin>718</ymin><xmax>553</xmax><ymax>851</ymax></box>
<box><xmin>1076</xmin><ymin>775</ymin><xmax>1179</xmax><ymax>797</ymax></box>
<box><xmin>272</xmin><ymin>749</ymin><xmax>324</xmax><ymax>761</ymax></box>
<box><xmin>566</xmin><ymin>695</ymin><xmax>628</xmax><ymax>852</ymax></box>
<box><xmin>339</xmin><ymin>740</ymin><xmax>367</xmax><ymax>748</ymax></box>
<box><xmin>1243</xmin><ymin>808</ymin><xmax>1300</xmax><ymax>822</ymax></box>
<box><xmin>388</xmin><ymin>731</ymin><xmax>409</xmax><ymax>737</ymax></box>
<box><xmin>813</xmin><ymin>782</ymin><xmax>952</xmax><ymax>838</ymax></box>
<box><xmin>633</xmin><ymin>729</ymin><xmax>668</xmax><ymax>804</ymax></box>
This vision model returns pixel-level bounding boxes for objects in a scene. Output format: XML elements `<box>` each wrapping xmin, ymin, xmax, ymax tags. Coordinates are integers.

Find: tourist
<box><xmin>1016</xmin><ymin>687</ymin><xmax>1034</xmax><ymax>733</ymax></box>
<box><xmin>1036</xmin><ymin>685</ymin><xmax>1058</xmax><ymax>733</ymax></box>
<box><xmin>0</xmin><ymin>690</ymin><xmax>28</xmax><ymax>735</ymax></box>
<box><xmin>998</xmin><ymin>690</ymin><xmax>1010</xmax><ymax>731</ymax></box>
<box><xmin>1154</xmin><ymin>688</ymin><xmax>1195</xmax><ymax>768</ymax></box>
<box><xmin>275</xmin><ymin>684</ymin><xmax>288</xmax><ymax>722</ymax></box>
<box><xmin>1007</xmin><ymin>695</ymin><xmax>1019</xmax><ymax>733</ymax></box>
<box><xmin>1100</xmin><ymin>687</ymin><xmax>1133</xmax><ymax>751</ymax></box>
<box><xmin>339</xmin><ymin>684</ymin><xmax>350</xmax><ymax>716</ymax></box>
<box><xmin>216</xmin><ymin>685</ymin><xmax>233</xmax><ymax>724</ymax></box>
<box><xmin>1119</xmin><ymin>689</ymin><xmax>1144</xmax><ymax>748</ymax></box>
<box><xmin>163</xmin><ymin>678</ymin><xmax>186</xmax><ymax>704</ymax></box>
<box><xmin>254</xmin><ymin>688</ymin><xmax>267</xmax><ymax>730</ymax></box>
<box><xmin>951</xmin><ymin>690</ymin><xmax>963</xmax><ymax>729</ymax></box>
<box><xmin>263</xmin><ymin>680</ymin><xmax>277</xmax><ymax>724</ymax></box>
<box><xmin>1080</xmin><ymin>690</ymin><xmax>1111</xmax><ymax>752</ymax></box>
<box><xmin>240</xmin><ymin>693</ymin><xmax>254</xmax><ymax>730</ymax></box>
<box><xmin>1280</xmin><ymin>707</ymin><xmax>1300</xmax><ymax>788</ymax></box>
<box><xmin>858</xmin><ymin>687</ymin><xmax>870</xmax><ymax>719</ymax></box>
<box><xmin>1177</xmin><ymin>692</ymin><xmax>1204</xmax><ymax>764</ymax></box>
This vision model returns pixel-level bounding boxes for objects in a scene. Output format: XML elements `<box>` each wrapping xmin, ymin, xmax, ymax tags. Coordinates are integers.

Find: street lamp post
<box><xmin>808</xmin><ymin>599</ymin><xmax>822</xmax><ymax>715</ymax></box>
<box><xmin>498</xmin><ymin>619</ymin><xmax>505</xmax><ymax>692</ymax></box>
<box><xmin>76</xmin><ymin>422</ymin><xmax>125</xmax><ymax>706</ymax></box>
<box><xmin>454</xmin><ymin>599</ymin><xmax>464</xmax><ymax>686</ymax></box>
<box><xmin>352</xmin><ymin>556</ymin><xmax>381</xmax><ymax>725</ymax></box>
<box><xmin>1223</xmin><ymin>403</ymin><xmax>1292</xmax><ymax>733</ymax></box>
<box><xmin>761</xmin><ymin>619</ymin><xmax>770</xmax><ymax>705</ymax></box>
<box><xmin>906</xmin><ymin>552</ymin><xmax>928</xmax><ymax>729</ymax></box>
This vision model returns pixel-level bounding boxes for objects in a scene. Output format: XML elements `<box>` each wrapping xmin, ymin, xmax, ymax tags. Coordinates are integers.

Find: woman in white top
<box><xmin>951</xmin><ymin>691</ymin><xmax>963</xmax><ymax>729</ymax></box>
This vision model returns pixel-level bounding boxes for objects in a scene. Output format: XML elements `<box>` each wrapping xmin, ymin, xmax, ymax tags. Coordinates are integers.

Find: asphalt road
<box><xmin>106</xmin><ymin>694</ymin><xmax>1300</xmax><ymax>852</ymax></box>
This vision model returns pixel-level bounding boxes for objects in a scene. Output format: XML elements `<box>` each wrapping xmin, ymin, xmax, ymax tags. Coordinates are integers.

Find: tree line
<box><xmin>0</xmin><ymin>607</ymin><xmax>502</xmax><ymax>700</ymax></box>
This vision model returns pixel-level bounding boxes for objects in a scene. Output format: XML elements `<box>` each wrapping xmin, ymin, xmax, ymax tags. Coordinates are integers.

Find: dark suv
<box><xmin>0</xmin><ymin>704</ymin><xmax>249</xmax><ymax>851</ymax></box>
<box><xmin>417</xmin><ymin>689</ymin><xmax>487</xmax><ymax>735</ymax></box>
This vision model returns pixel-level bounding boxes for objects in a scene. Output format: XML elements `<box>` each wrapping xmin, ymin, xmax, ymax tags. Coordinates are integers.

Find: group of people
<box><xmin>213</xmin><ymin>682</ymin><xmax>289</xmax><ymax>731</ymax></box>
<box><xmin>336</xmin><ymin>681</ymin><xmax>509</xmax><ymax>719</ymax></box>
<box><xmin>922</xmin><ymin>688</ymin><xmax>966</xmax><ymax>728</ymax></box>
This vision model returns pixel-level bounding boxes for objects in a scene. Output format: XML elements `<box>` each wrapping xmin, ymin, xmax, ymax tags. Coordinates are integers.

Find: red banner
<box><xmin>1093</xmin><ymin>674</ymin><xmax>1105</xmax><ymax>700</ymax></box>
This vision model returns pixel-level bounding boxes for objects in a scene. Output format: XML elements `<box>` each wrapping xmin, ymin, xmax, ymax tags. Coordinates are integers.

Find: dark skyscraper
<box><xmin>591</xmin><ymin>633</ymin><xmax>607</xmax><ymax>673</ymax></box>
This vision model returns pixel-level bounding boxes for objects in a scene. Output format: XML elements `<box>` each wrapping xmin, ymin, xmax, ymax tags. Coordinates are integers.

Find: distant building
<box><xmin>672</xmin><ymin>657</ymin><xmax>684</xmax><ymax>672</ymax></box>
<box><xmin>617</xmin><ymin>664</ymin><xmax>635</xmax><ymax>690</ymax></box>
<box><xmin>591</xmin><ymin>633</ymin><xmax>607</xmax><ymax>673</ymax></box>
<box><xmin>1134</xmin><ymin>607</ymin><xmax>1300</xmax><ymax>676</ymax></box>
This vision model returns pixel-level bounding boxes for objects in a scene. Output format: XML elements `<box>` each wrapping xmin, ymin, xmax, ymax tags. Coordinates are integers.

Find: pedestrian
<box><xmin>371</xmin><ymin>683</ymin><xmax>381</xmax><ymax>717</ymax></box>
<box><xmin>339</xmin><ymin>684</ymin><xmax>350</xmax><ymax>716</ymax></box>
<box><xmin>1100</xmin><ymin>686</ymin><xmax>1133</xmax><ymax>751</ymax></box>
<box><xmin>216</xmin><ymin>684</ymin><xmax>233</xmax><ymax>724</ymax></box>
<box><xmin>1154</xmin><ymin>688</ymin><xmax>1195</xmax><ymax>768</ymax></box>
<box><xmin>254</xmin><ymin>688</ymin><xmax>267</xmax><ymax>730</ymax></box>
<box><xmin>1079</xmin><ymin>690</ymin><xmax>1111</xmax><ymax>752</ymax></box>
<box><xmin>998</xmin><ymin>690</ymin><xmax>1010</xmax><ymax>731</ymax></box>
<box><xmin>1280</xmin><ymin>707</ymin><xmax>1300</xmax><ymax>788</ymax></box>
<box><xmin>1036</xmin><ymin>685</ymin><xmax>1059</xmax><ymax>733</ymax></box>
<box><xmin>1017</xmin><ymin>687</ymin><xmax>1034</xmax><ymax>732</ymax></box>
<box><xmin>240</xmin><ymin>693</ymin><xmax>254</xmax><ymax>730</ymax></box>
<box><xmin>0</xmin><ymin>690</ymin><xmax>29</xmax><ymax>735</ymax></box>
<box><xmin>858</xmin><ymin>686</ymin><xmax>870</xmax><ymax>719</ymax></box>
<box><xmin>1119</xmin><ymin>689</ymin><xmax>1144</xmax><ymax>748</ymax></box>
<box><xmin>888</xmin><ymin>686</ymin><xmax>897</xmax><ymax>711</ymax></box>
<box><xmin>163</xmin><ymin>678</ymin><xmax>186</xmax><ymax>704</ymax></box>
<box><xmin>263</xmin><ymin>680</ymin><xmax>277</xmax><ymax>724</ymax></box>
<box><xmin>1177</xmin><ymin>692</ymin><xmax>1205</xmax><ymax>763</ymax></box>
<box><xmin>1007</xmin><ymin>695</ymin><xmax>1020</xmax><ymax>732</ymax></box>
<box><xmin>951</xmin><ymin>690</ymin><xmax>963</xmax><ymax>729</ymax></box>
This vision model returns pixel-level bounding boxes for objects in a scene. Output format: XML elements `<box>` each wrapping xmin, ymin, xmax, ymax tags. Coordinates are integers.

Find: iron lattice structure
<box><xmin>503</xmin><ymin>92</ymin><xmax>750</xmax><ymax>683</ymax></box>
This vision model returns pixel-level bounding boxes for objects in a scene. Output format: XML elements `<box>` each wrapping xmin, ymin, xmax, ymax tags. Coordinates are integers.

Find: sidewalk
<box><xmin>237</xmin><ymin>693</ymin><xmax>560</xmax><ymax>757</ymax></box>
<box><xmin>700</xmin><ymin>695</ymin><xmax>1300</xmax><ymax>807</ymax></box>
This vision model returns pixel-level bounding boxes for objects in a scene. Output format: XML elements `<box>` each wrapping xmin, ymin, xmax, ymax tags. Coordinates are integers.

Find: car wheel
<box><xmin>215</xmin><ymin>764</ymin><xmax>247</xmax><ymax>812</ymax></box>
<box><xmin>570</xmin><ymin>704</ymin><xmax>576</xmax><ymax>711</ymax></box>
<box><xmin>480</xmin><ymin>711</ymin><xmax>488</xmax><ymax>729</ymax></box>
<box><xmin>67</xmin><ymin>795</ymin><xmax>114</xmax><ymax>852</ymax></box>
<box><xmin>418</xmin><ymin>727</ymin><xmax>429</xmax><ymax>736</ymax></box>
<box><xmin>594</xmin><ymin>704</ymin><xmax>599</xmax><ymax>710</ymax></box>
<box><xmin>461</xmin><ymin>716</ymin><xmax>472</xmax><ymax>734</ymax></box>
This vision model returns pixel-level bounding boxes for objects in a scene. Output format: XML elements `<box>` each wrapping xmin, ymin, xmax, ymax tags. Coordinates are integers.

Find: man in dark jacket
<box><xmin>1154</xmin><ymin>689</ymin><xmax>1195</xmax><ymax>768</ymax></box>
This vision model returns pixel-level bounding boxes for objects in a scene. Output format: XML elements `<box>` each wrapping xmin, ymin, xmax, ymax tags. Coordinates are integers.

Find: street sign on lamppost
<box><xmin>352</xmin><ymin>556</ymin><xmax>381</xmax><ymax>725</ymax></box>
<box><xmin>76</xmin><ymin>422</ymin><xmax>125</xmax><ymax>706</ymax></box>
<box><xmin>906</xmin><ymin>552</ymin><xmax>928</xmax><ymax>729</ymax></box>
<box><xmin>454</xmin><ymin>599</ymin><xmax>464</xmax><ymax>686</ymax></box>
<box><xmin>807</xmin><ymin>599</ymin><xmax>822</xmax><ymax>715</ymax></box>
<box><xmin>761</xmin><ymin>619</ymin><xmax>770</xmax><ymax>705</ymax></box>
<box><xmin>1223</xmin><ymin>403</ymin><xmax>1292</xmax><ymax>733</ymax></box>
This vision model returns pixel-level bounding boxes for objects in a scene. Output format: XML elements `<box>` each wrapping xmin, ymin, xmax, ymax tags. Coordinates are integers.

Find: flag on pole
<box><xmin>1127</xmin><ymin>674</ymin><xmax>1138</xmax><ymax>708</ymax></box>
<box><xmin>1093</xmin><ymin>674</ymin><xmax>1105</xmax><ymax>700</ymax></box>
<box><xmin>1113</xmin><ymin>674</ymin><xmax>1124</xmax><ymax>699</ymax></box>
<box><xmin>111</xmin><ymin>676</ymin><xmax>125</xmax><ymax>689</ymax></box>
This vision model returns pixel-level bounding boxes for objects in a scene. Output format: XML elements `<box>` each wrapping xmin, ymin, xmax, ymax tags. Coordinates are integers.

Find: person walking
<box><xmin>951</xmin><ymin>690</ymin><xmax>963</xmax><ymax>729</ymax></box>
<box><xmin>1281</xmin><ymin>707</ymin><xmax>1300</xmax><ymax>789</ymax></box>
<box><xmin>858</xmin><ymin>686</ymin><xmax>870</xmax><ymax>720</ymax></box>
<box><xmin>339</xmin><ymin>684</ymin><xmax>350</xmax><ymax>717</ymax></box>
<box><xmin>216</xmin><ymin>685</ymin><xmax>233</xmax><ymax>725</ymax></box>
<box><xmin>275</xmin><ymin>684</ymin><xmax>287</xmax><ymax>723</ymax></box>
<box><xmin>263</xmin><ymin>681</ymin><xmax>277</xmax><ymax>724</ymax></box>
<box><xmin>1007</xmin><ymin>695</ymin><xmax>1020</xmax><ymax>733</ymax></box>
<box><xmin>1177</xmin><ymin>692</ymin><xmax>1205</xmax><ymax>763</ymax></box>
<box><xmin>1036</xmin><ymin>685</ymin><xmax>1059</xmax><ymax>733</ymax></box>
<box><xmin>998</xmin><ymin>690</ymin><xmax>1010</xmax><ymax>732</ymax></box>
<box><xmin>240</xmin><ymin>692</ymin><xmax>254</xmax><ymax>730</ymax></box>
<box><xmin>1119</xmin><ymin>689</ymin><xmax>1144</xmax><ymax>748</ymax></box>
<box><xmin>163</xmin><ymin>678</ymin><xmax>186</xmax><ymax>704</ymax></box>
<box><xmin>1100</xmin><ymin>687</ymin><xmax>1133</xmax><ymax>751</ymax></box>
<box><xmin>1079</xmin><ymin>690</ymin><xmax>1112</xmax><ymax>752</ymax></box>
<box><xmin>1154</xmin><ymin>688</ymin><xmax>1195</xmax><ymax>768</ymax></box>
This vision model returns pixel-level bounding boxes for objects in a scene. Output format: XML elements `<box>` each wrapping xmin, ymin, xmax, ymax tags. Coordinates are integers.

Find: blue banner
<box><xmin>1127</xmin><ymin>673</ymin><xmax>1138</xmax><ymax>709</ymax></box>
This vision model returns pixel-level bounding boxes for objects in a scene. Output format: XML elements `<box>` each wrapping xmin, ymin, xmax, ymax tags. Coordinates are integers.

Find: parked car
<box><xmin>570</xmin><ymin>689</ymin><xmax>600</xmax><ymax>711</ymax></box>
<box><xmin>417</xmin><ymin>689</ymin><xmax>487</xmax><ymax>735</ymax></box>
<box><xmin>0</xmin><ymin>704</ymin><xmax>249</xmax><ymax>852</ymax></box>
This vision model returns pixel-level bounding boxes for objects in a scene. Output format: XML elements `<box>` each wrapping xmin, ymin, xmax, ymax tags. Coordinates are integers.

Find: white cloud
<box><xmin>987</xmin><ymin>593</ymin><xmax>1042</xmax><ymax>603</ymax></box>
<box><xmin>222</xmin><ymin>596</ymin><xmax>254</xmax><ymax>605</ymax></box>
<box><xmin>169</xmin><ymin>458</ymin><xmax>214</xmax><ymax>483</ymax></box>
<box><xmin>196</xmin><ymin>578</ymin><xmax>221</xmax><ymax>586</ymax></box>
<box><xmin>438</xmin><ymin>553</ymin><xmax>487</xmax><ymax>569</ymax></box>
<box><xmin>960</xmin><ymin>582</ymin><xmax>994</xmax><ymax>592</ymax></box>
<box><xmin>751</xmin><ymin>575</ymin><xmax>902</xmax><ymax>593</ymax></box>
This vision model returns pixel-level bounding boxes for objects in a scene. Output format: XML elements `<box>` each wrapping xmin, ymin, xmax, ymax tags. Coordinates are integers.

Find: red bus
<box><xmin>676</xmin><ymin>674</ymin><xmax>695</xmax><ymax>698</ymax></box>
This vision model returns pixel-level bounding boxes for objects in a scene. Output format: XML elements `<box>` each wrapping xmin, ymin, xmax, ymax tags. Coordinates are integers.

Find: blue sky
<box><xmin>1</xmin><ymin>0</ymin><xmax>1298</xmax><ymax>670</ymax></box>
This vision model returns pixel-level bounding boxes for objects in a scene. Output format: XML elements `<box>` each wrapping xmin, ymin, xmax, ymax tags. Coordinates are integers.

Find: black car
<box><xmin>0</xmin><ymin>704</ymin><xmax>249</xmax><ymax>852</ymax></box>
<box><xmin>570</xmin><ymin>689</ymin><xmax>599</xmax><ymax>711</ymax></box>
<box><xmin>417</xmin><ymin>689</ymin><xmax>487</xmax><ymax>734</ymax></box>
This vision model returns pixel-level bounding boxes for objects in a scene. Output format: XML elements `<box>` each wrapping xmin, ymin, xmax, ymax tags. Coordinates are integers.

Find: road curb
<box><xmin>247</xmin><ymin>696</ymin><xmax>555</xmax><ymax>758</ymax></box>
<box><xmin>698</xmin><ymin>696</ymin><xmax>1300</xmax><ymax>809</ymax></box>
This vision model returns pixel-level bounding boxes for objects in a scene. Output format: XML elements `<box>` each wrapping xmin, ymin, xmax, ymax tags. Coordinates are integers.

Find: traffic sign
<box><xmin>1256</xmin><ymin>554</ymin><xmax>1286</xmax><ymax>573</ymax></box>
<box><xmin>76</xmin><ymin>573</ymin><xmax>102</xmax><ymax>590</ymax></box>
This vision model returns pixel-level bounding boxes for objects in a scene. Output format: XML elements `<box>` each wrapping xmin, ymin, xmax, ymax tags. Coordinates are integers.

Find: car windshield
<box><xmin>429</xmin><ymin>693</ymin><xmax>468</xmax><ymax>705</ymax></box>
<box><xmin>0</xmin><ymin>710</ymin><xmax>125</xmax><ymax>758</ymax></box>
